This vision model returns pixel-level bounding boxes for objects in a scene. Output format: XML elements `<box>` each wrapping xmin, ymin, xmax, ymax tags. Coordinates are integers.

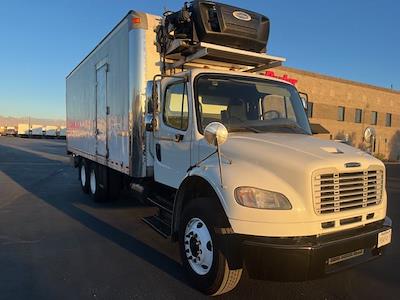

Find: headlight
<box><xmin>234</xmin><ymin>187</ymin><xmax>292</xmax><ymax>210</ymax></box>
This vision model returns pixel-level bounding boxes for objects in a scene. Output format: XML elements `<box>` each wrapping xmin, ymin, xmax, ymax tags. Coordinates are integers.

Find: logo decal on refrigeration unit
<box><xmin>232</xmin><ymin>11</ymin><xmax>252</xmax><ymax>21</ymax></box>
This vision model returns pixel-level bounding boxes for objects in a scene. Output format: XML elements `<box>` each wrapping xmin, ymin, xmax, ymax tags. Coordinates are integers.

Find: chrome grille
<box><xmin>313</xmin><ymin>169</ymin><xmax>384</xmax><ymax>214</ymax></box>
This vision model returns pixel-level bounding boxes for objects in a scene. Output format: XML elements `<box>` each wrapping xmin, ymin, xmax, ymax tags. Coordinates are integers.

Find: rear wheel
<box><xmin>179</xmin><ymin>199</ymin><xmax>242</xmax><ymax>296</ymax></box>
<box><xmin>89</xmin><ymin>164</ymin><xmax>107</xmax><ymax>202</ymax></box>
<box><xmin>79</xmin><ymin>159</ymin><xmax>90</xmax><ymax>194</ymax></box>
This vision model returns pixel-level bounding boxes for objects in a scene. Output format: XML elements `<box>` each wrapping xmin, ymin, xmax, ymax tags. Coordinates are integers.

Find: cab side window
<box><xmin>163</xmin><ymin>82</ymin><xmax>189</xmax><ymax>131</ymax></box>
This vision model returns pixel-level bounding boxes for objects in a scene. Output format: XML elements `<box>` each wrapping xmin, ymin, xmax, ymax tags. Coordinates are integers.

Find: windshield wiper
<box><xmin>227</xmin><ymin>125</ymin><xmax>262</xmax><ymax>133</ymax></box>
<box><xmin>265</xmin><ymin>123</ymin><xmax>307</xmax><ymax>134</ymax></box>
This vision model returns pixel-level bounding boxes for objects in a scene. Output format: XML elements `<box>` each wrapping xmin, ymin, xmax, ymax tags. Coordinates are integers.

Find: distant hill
<box><xmin>0</xmin><ymin>116</ymin><xmax>65</xmax><ymax>127</ymax></box>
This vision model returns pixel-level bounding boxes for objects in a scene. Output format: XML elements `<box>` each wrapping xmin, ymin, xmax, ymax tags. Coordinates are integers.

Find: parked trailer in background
<box><xmin>66</xmin><ymin>2</ymin><xmax>392</xmax><ymax>295</ymax></box>
<box><xmin>31</xmin><ymin>125</ymin><xmax>43</xmax><ymax>137</ymax></box>
<box><xmin>58</xmin><ymin>127</ymin><xmax>67</xmax><ymax>139</ymax></box>
<box><xmin>44</xmin><ymin>126</ymin><xmax>58</xmax><ymax>138</ymax></box>
<box><xmin>17</xmin><ymin>123</ymin><xmax>30</xmax><ymax>137</ymax></box>
<box><xmin>6</xmin><ymin>126</ymin><xmax>16</xmax><ymax>136</ymax></box>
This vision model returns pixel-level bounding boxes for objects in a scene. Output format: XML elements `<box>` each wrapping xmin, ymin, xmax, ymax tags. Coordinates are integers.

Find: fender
<box><xmin>172</xmin><ymin>172</ymin><xmax>228</xmax><ymax>240</ymax></box>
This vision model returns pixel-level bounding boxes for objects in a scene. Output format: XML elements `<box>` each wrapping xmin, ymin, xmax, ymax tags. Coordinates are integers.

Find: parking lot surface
<box><xmin>0</xmin><ymin>137</ymin><xmax>398</xmax><ymax>300</ymax></box>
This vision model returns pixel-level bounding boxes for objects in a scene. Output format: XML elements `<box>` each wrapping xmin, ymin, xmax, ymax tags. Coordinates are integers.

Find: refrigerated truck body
<box><xmin>31</xmin><ymin>125</ymin><xmax>43</xmax><ymax>137</ymax></box>
<box><xmin>17</xmin><ymin>123</ymin><xmax>30</xmax><ymax>137</ymax></box>
<box><xmin>44</xmin><ymin>125</ymin><xmax>58</xmax><ymax>137</ymax></box>
<box><xmin>66</xmin><ymin>8</ymin><xmax>391</xmax><ymax>296</ymax></box>
<box><xmin>58</xmin><ymin>127</ymin><xmax>67</xmax><ymax>139</ymax></box>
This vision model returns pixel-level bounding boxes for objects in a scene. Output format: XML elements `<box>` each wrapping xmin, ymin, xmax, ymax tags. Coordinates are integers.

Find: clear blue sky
<box><xmin>0</xmin><ymin>0</ymin><xmax>399</xmax><ymax>119</ymax></box>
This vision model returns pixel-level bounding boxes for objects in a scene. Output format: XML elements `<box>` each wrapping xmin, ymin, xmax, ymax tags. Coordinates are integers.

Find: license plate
<box><xmin>377</xmin><ymin>229</ymin><xmax>392</xmax><ymax>248</ymax></box>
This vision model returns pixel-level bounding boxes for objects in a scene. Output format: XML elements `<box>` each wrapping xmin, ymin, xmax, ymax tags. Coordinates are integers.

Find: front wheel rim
<box><xmin>184</xmin><ymin>217</ymin><xmax>213</xmax><ymax>276</ymax></box>
<box><xmin>90</xmin><ymin>169</ymin><xmax>96</xmax><ymax>195</ymax></box>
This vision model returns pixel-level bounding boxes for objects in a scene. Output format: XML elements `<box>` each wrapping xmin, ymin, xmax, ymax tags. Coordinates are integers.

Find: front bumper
<box><xmin>235</xmin><ymin>218</ymin><xmax>391</xmax><ymax>281</ymax></box>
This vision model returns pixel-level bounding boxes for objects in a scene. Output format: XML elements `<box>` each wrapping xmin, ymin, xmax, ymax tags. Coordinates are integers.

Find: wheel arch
<box><xmin>172</xmin><ymin>175</ymin><xmax>229</xmax><ymax>241</ymax></box>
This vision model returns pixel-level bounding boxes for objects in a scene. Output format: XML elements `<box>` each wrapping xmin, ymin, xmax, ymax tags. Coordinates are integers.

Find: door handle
<box><xmin>174</xmin><ymin>134</ymin><xmax>184</xmax><ymax>142</ymax></box>
<box><xmin>156</xmin><ymin>143</ymin><xmax>162</xmax><ymax>161</ymax></box>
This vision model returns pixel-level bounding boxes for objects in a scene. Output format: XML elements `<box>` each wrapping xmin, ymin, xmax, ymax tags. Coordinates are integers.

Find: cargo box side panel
<box><xmin>66</xmin><ymin>19</ymin><xmax>131</xmax><ymax>174</ymax></box>
<box><xmin>107</xmin><ymin>21</ymin><xmax>130</xmax><ymax>173</ymax></box>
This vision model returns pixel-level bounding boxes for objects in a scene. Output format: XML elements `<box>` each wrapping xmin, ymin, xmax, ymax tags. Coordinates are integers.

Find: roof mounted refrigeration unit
<box><xmin>156</xmin><ymin>0</ymin><xmax>285</xmax><ymax>73</ymax></box>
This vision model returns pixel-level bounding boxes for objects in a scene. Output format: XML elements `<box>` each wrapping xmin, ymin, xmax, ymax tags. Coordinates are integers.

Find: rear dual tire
<box><xmin>79</xmin><ymin>159</ymin><xmax>120</xmax><ymax>202</ymax></box>
<box><xmin>89</xmin><ymin>165</ymin><xmax>107</xmax><ymax>202</ymax></box>
<box><xmin>79</xmin><ymin>160</ymin><xmax>90</xmax><ymax>194</ymax></box>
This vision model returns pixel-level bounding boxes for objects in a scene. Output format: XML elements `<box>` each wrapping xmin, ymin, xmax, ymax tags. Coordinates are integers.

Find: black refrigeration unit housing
<box><xmin>157</xmin><ymin>0</ymin><xmax>270</xmax><ymax>56</ymax></box>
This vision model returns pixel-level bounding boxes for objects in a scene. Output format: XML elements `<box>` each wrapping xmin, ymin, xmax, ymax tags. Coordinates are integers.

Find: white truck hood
<box><xmin>222</xmin><ymin>132</ymin><xmax>381</xmax><ymax>171</ymax></box>
<box><xmin>197</xmin><ymin>132</ymin><xmax>386</xmax><ymax>237</ymax></box>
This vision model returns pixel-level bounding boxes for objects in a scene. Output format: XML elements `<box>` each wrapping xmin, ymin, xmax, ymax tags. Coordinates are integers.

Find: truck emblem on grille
<box><xmin>233</xmin><ymin>11</ymin><xmax>252</xmax><ymax>21</ymax></box>
<box><xmin>345</xmin><ymin>162</ymin><xmax>361</xmax><ymax>168</ymax></box>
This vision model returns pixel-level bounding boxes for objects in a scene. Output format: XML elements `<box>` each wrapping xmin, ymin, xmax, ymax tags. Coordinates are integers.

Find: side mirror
<box><xmin>204</xmin><ymin>122</ymin><xmax>228</xmax><ymax>146</ymax></box>
<box><xmin>299</xmin><ymin>92</ymin><xmax>308</xmax><ymax>111</ymax></box>
<box><xmin>145</xmin><ymin>113</ymin><xmax>159</xmax><ymax>132</ymax></box>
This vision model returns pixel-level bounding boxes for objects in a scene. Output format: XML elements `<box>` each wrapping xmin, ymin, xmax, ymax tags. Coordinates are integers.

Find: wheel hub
<box><xmin>184</xmin><ymin>218</ymin><xmax>213</xmax><ymax>275</ymax></box>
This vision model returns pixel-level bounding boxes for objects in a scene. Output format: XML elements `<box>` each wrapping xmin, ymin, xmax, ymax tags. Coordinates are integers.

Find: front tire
<box><xmin>179</xmin><ymin>199</ymin><xmax>242</xmax><ymax>296</ymax></box>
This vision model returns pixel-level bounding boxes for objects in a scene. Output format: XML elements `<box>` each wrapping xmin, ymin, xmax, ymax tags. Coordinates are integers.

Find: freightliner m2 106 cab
<box><xmin>66</xmin><ymin>1</ymin><xmax>392</xmax><ymax>295</ymax></box>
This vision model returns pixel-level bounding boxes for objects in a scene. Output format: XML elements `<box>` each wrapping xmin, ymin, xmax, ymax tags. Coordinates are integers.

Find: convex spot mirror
<box><xmin>364</xmin><ymin>127</ymin><xmax>376</xmax><ymax>144</ymax></box>
<box><xmin>204</xmin><ymin>122</ymin><xmax>228</xmax><ymax>146</ymax></box>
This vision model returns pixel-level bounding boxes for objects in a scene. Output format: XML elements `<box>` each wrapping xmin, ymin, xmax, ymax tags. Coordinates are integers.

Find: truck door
<box><xmin>154</xmin><ymin>79</ymin><xmax>192</xmax><ymax>188</ymax></box>
<box><xmin>96</xmin><ymin>62</ymin><xmax>108</xmax><ymax>157</ymax></box>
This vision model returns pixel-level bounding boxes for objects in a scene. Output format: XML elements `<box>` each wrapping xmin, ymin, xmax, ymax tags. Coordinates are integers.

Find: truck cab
<box><xmin>144</xmin><ymin>67</ymin><xmax>391</xmax><ymax>295</ymax></box>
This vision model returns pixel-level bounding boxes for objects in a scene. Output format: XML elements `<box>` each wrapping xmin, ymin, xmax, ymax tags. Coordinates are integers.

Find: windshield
<box><xmin>195</xmin><ymin>74</ymin><xmax>312</xmax><ymax>135</ymax></box>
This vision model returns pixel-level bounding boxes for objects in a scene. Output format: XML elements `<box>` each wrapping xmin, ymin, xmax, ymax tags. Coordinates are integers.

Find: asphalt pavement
<box><xmin>0</xmin><ymin>136</ymin><xmax>398</xmax><ymax>300</ymax></box>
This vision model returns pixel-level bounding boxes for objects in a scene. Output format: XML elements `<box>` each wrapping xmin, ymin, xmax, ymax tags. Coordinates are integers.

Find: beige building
<box><xmin>270</xmin><ymin>66</ymin><xmax>400</xmax><ymax>161</ymax></box>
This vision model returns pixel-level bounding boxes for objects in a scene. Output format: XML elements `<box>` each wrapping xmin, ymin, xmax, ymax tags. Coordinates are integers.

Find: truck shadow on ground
<box><xmin>0</xmin><ymin>144</ymin><xmax>190</xmax><ymax>288</ymax></box>
<box><xmin>0</xmin><ymin>142</ymin><xmax>399</xmax><ymax>299</ymax></box>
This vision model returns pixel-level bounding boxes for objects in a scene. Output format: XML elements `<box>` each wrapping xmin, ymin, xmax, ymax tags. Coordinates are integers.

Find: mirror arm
<box><xmin>216</xmin><ymin>143</ymin><xmax>224</xmax><ymax>188</ymax></box>
<box><xmin>187</xmin><ymin>149</ymin><xmax>218</xmax><ymax>172</ymax></box>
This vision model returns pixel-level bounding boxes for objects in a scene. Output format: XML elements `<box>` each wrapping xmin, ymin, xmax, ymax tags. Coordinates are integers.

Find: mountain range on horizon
<box><xmin>0</xmin><ymin>115</ymin><xmax>65</xmax><ymax>127</ymax></box>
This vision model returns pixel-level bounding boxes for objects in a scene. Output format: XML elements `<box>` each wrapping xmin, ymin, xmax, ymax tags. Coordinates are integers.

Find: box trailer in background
<box><xmin>6</xmin><ymin>126</ymin><xmax>16</xmax><ymax>136</ymax></box>
<box><xmin>31</xmin><ymin>125</ymin><xmax>43</xmax><ymax>137</ymax></box>
<box><xmin>44</xmin><ymin>125</ymin><xmax>58</xmax><ymax>138</ymax></box>
<box><xmin>58</xmin><ymin>127</ymin><xmax>67</xmax><ymax>139</ymax></box>
<box><xmin>17</xmin><ymin>123</ymin><xmax>30</xmax><ymax>137</ymax></box>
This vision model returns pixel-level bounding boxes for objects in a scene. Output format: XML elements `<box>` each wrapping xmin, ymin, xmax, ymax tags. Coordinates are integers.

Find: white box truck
<box><xmin>6</xmin><ymin>126</ymin><xmax>16</xmax><ymax>136</ymax></box>
<box><xmin>58</xmin><ymin>126</ymin><xmax>67</xmax><ymax>139</ymax></box>
<box><xmin>66</xmin><ymin>1</ymin><xmax>391</xmax><ymax>296</ymax></box>
<box><xmin>17</xmin><ymin>123</ymin><xmax>30</xmax><ymax>137</ymax></box>
<box><xmin>31</xmin><ymin>125</ymin><xmax>43</xmax><ymax>137</ymax></box>
<box><xmin>44</xmin><ymin>125</ymin><xmax>58</xmax><ymax>138</ymax></box>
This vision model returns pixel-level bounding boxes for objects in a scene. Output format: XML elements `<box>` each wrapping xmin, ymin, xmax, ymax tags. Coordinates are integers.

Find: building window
<box><xmin>371</xmin><ymin>111</ymin><xmax>378</xmax><ymax>125</ymax></box>
<box><xmin>355</xmin><ymin>109</ymin><xmax>362</xmax><ymax>123</ymax></box>
<box><xmin>337</xmin><ymin>106</ymin><xmax>345</xmax><ymax>121</ymax></box>
<box><xmin>307</xmin><ymin>102</ymin><xmax>313</xmax><ymax>118</ymax></box>
<box><xmin>385</xmin><ymin>113</ymin><xmax>392</xmax><ymax>127</ymax></box>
